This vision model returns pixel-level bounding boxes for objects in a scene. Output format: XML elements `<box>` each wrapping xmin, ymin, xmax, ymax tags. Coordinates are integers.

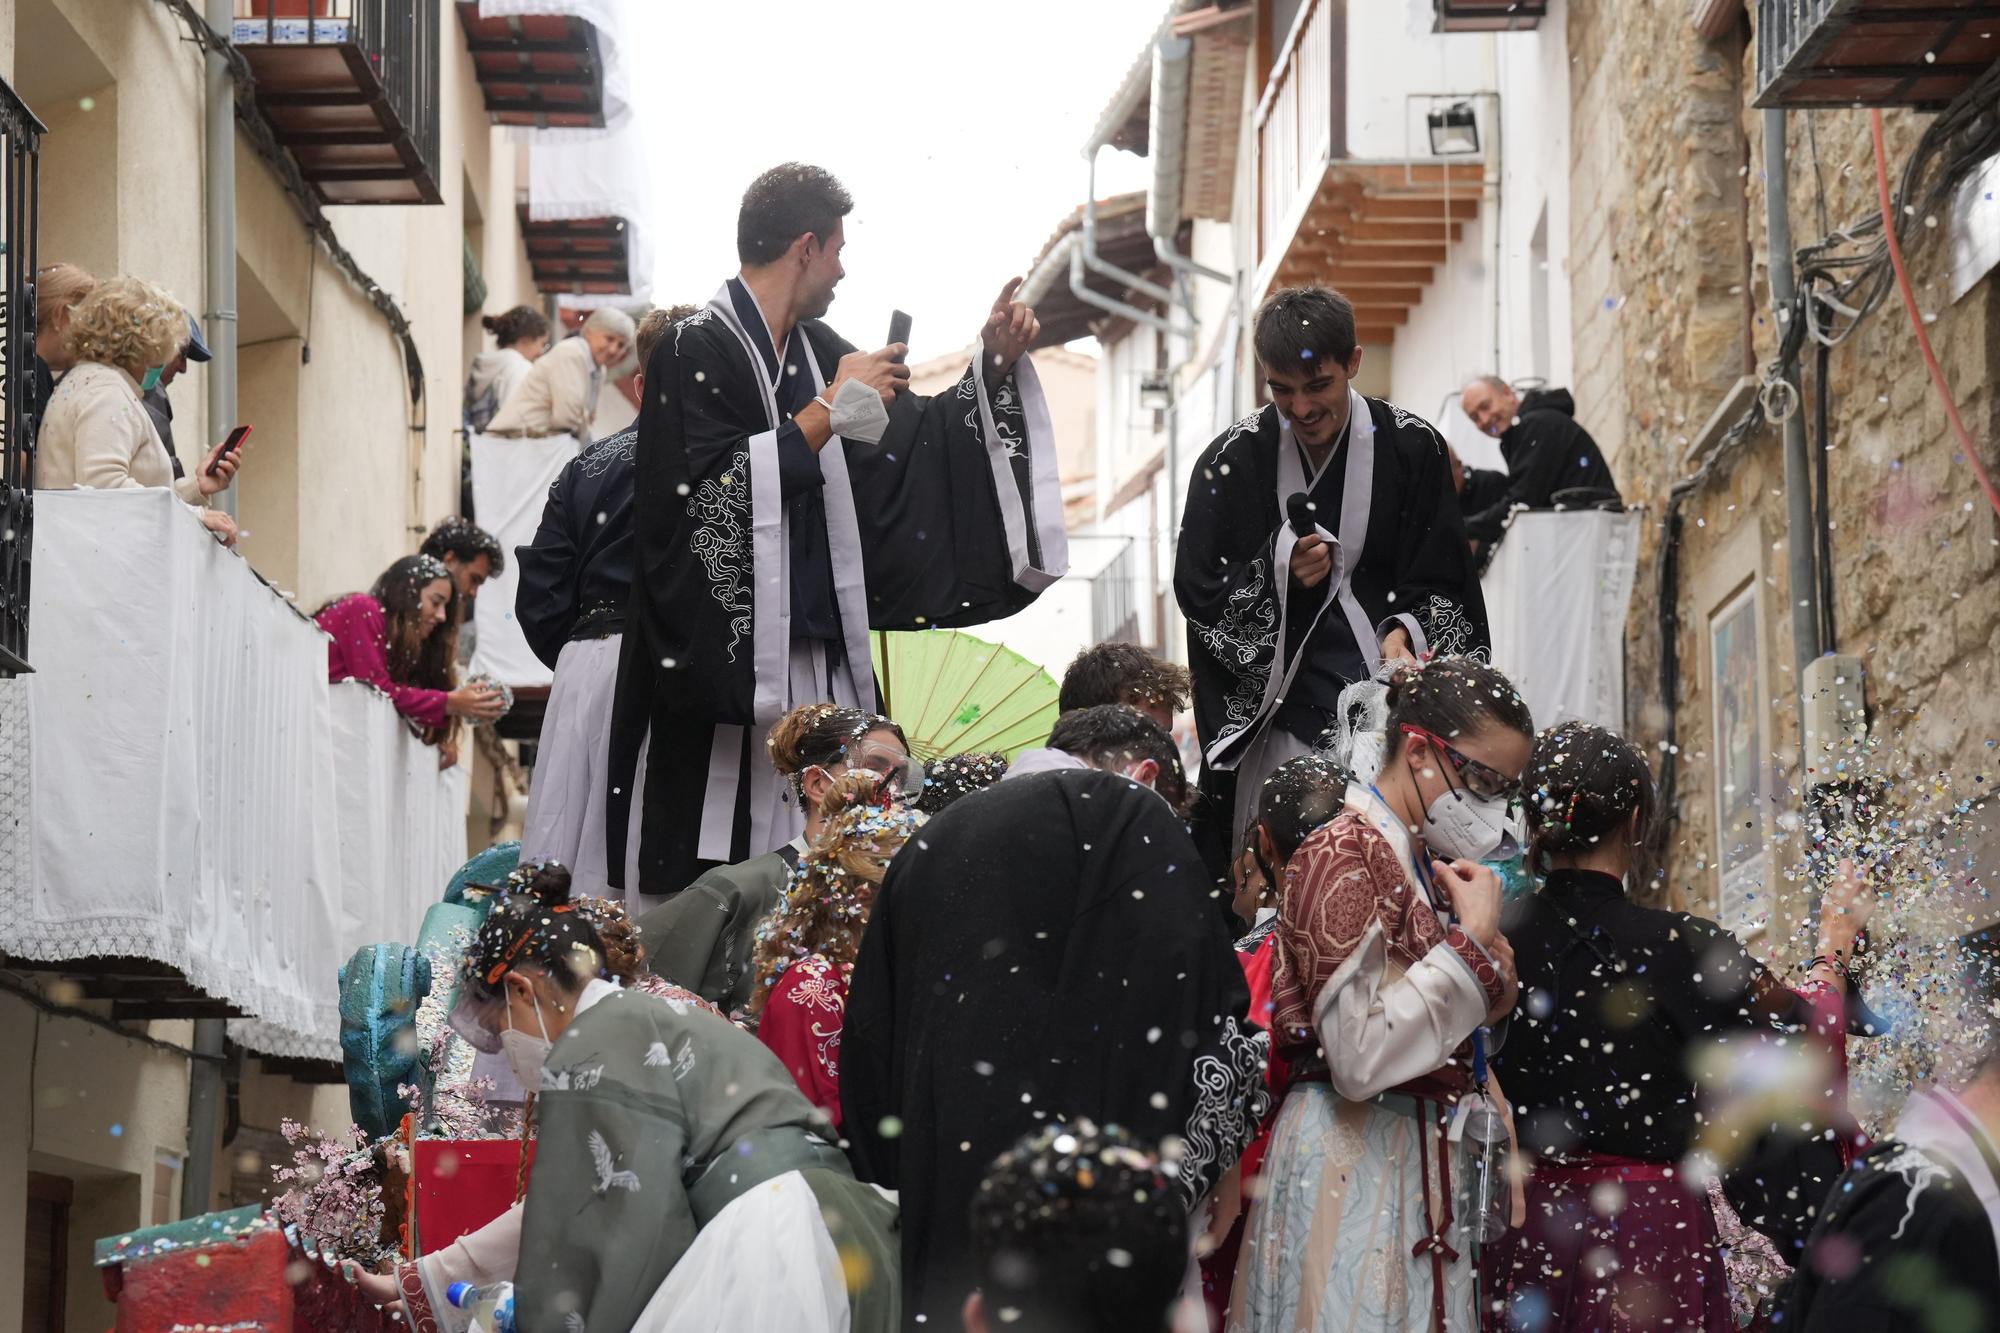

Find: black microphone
<box><xmin>1286</xmin><ymin>491</ymin><xmax>1317</xmax><ymax>538</ymax></box>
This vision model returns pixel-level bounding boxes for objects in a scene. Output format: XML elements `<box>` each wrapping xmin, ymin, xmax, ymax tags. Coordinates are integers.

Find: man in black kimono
<box><xmin>1776</xmin><ymin>939</ymin><xmax>2000</xmax><ymax>1330</ymax></box>
<box><xmin>1457</xmin><ymin>376</ymin><xmax>1619</xmax><ymax>562</ymax></box>
<box><xmin>516</xmin><ymin>306</ymin><xmax>691</xmax><ymax>900</ymax></box>
<box><xmin>608</xmin><ymin>164</ymin><xmax>1067</xmax><ymax>895</ymax></box>
<box><xmin>1175</xmin><ymin>285</ymin><xmax>1486</xmax><ymax>856</ymax></box>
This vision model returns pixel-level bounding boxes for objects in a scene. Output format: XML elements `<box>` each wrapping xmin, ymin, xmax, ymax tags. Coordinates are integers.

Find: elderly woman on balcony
<box><xmin>35</xmin><ymin>275</ymin><xmax>245</xmax><ymax>546</ymax></box>
<box><xmin>483</xmin><ymin>306</ymin><xmax>634</xmax><ymax>438</ymax></box>
<box><xmin>315</xmin><ymin>554</ymin><xmax>506</xmax><ymax>767</ymax></box>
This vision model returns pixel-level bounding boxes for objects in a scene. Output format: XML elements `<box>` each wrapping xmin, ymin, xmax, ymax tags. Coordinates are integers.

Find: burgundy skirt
<box><xmin>1482</xmin><ymin>1154</ymin><xmax>1734</xmax><ymax>1332</ymax></box>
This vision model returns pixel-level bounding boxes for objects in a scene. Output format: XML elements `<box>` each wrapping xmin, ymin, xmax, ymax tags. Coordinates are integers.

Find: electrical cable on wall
<box><xmin>1653</xmin><ymin>62</ymin><xmax>2000</xmax><ymax>845</ymax></box>
<box><xmin>1870</xmin><ymin>107</ymin><xmax>2000</xmax><ymax>527</ymax></box>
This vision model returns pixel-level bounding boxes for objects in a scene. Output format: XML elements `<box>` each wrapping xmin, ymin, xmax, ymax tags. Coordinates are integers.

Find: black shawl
<box><xmin>607</xmin><ymin>289</ymin><xmax>1068</xmax><ymax>888</ymax></box>
<box><xmin>840</xmin><ymin>769</ymin><xmax>1268</xmax><ymax>1327</ymax></box>
<box><xmin>1173</xmin><ymin>396</ymin><xmax>1487</xmax><ymax>768</ymax></box>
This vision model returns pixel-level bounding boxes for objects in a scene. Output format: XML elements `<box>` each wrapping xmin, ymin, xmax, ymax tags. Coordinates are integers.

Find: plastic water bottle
<box><xmin>447</xmin><ymin>1281</ymin><xmax>517</xmax><ymax>1333</ymax></box>
<box><xmin>1462</xmin><ymin>1093</ymin><xmax>1509</xmax><ymax>1244</ymax></box>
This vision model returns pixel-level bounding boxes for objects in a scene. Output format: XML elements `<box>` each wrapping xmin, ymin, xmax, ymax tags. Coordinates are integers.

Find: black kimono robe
<box><xmin>840</xmin><ymin>770</ymin><xmax>1269</xmax><ymax>1328</ymax></box>
<box><xmin>1174</xmin><ymin>393</ymin><xmax>1486</xmax><ymax>861</ymax></box>
<box><xmin>514</xmin><ymin>423</ymin><xmax>637</xmax><ymax>669</ymax></box>
<box><xmin>608</xmin><ymin>282</ymin><xmax>1068</xmax><ymax>895</ymax></box>
<box><xmin>1461</xmin><ymin>386</ymin><xmax>1619</xmax><ymax>559</ymax></box>
<box><xmin>1776</xmin><ymin>1101</ymin><xmax>2000</xmax><ymax>1330</ymax></box>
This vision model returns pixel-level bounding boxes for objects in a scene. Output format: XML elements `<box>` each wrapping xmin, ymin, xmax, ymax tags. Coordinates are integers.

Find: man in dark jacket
<box><xmin>1457</xmin><ymin>377</ymin><xmax>1618</xmax><ymax>559</ymax></box>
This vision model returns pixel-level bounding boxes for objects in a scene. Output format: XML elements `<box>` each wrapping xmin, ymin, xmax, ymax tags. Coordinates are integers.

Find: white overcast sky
<box><xmin>624</xmin><ymin>0</ymin><xmax>1162</xmax><ymax>362</ymax></box>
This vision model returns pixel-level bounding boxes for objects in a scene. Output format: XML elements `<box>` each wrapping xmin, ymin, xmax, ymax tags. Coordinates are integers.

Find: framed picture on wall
<box><xmin>1709</xmin><ymin>580</ymin><xmax>1767</xmax><ymax>932</ymax></box>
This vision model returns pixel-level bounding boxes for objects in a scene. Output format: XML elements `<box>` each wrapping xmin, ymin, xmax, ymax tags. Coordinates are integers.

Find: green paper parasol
<box><xmin>870</xmin><ymin>629</ymin><xmax>1060</xmax><ymax>762</ymax></box>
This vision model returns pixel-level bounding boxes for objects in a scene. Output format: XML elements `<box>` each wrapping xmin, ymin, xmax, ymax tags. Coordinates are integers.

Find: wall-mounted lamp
<box><xmin>1426</xmin><ymin>102</ymin><xmax>1481</xmax><ymax>156</ymax></box>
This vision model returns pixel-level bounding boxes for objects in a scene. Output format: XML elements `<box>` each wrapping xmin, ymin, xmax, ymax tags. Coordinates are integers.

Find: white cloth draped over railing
<box><xmin>1481</xmin><ymin>508</ymin><xmax>1640</xmax><ymax>734</ymax></box>
<box><xmin>526</xmin><ymin>121</ymin><xmax>654</xmax><ymax>307</ymax></box>
<box><xmin>0</xmin><ymin>489</ymin><xmax>467</xmax><ymax>1060</ymax></box>
<box><xmin>480</xmin><ymin>0</ymin><xmax>634</xmax><ymax>141</ymax></box>
<box><xmin>469</xmin><ymin>430</ymin><xmax>583</xmax><ymax>689</ymax></box>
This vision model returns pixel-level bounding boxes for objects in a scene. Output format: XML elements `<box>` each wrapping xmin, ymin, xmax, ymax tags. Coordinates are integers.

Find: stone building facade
<box><xmin>1566</xmin><ymin>2</ymin><xmax>1999</xmax><ymax>942</ymax></box>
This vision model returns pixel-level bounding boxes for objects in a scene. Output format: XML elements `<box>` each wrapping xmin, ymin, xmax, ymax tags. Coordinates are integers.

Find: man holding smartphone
<box><xmin>608</xmin><ymin>162</ymin><xmax>1069</xmax><ymax>898</ymax></box>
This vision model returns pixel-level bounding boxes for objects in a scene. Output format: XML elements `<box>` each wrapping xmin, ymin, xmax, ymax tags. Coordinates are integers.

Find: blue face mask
<box><xmin>140</xmin><ymin>366</ymin><xmax>164</xmax><ymax>392</ymax></box>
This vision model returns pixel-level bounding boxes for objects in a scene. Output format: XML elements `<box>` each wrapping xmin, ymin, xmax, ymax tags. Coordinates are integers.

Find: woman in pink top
<box><xmin>315</xmin><ymin>554</ymin><xmax>503</xmax><ymax>763</ymax></box>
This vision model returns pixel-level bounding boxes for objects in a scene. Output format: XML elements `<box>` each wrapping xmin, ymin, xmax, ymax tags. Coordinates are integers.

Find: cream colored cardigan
<box><xmin>36</xmin><ymin>361</ymin><xmax>207</xmax><ymax>506</ymax></box>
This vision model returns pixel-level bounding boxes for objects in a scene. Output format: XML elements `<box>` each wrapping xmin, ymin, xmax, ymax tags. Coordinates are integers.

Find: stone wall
<box><xmin>1565</xmin><ymin>3</ymin><xmax>2000</xmax><ymax>944</ymax></box>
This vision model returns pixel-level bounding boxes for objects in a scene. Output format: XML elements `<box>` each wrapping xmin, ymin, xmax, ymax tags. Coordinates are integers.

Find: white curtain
<box><xmin>0</xmin><ymin>489</ymin><xmax>467</xmax><ymax>1060</ymax></box>
<box><xmin>469</xmin><ymin>430</ymin><xmax>583</xmax><ymax>690</ymax></box>
<box><xmin>1481</xmin><ymin>509</ymin><xmax>1640</xmax><ymax>734</ymax></box>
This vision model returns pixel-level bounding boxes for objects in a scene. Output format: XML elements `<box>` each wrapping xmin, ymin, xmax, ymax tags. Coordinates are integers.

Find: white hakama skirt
<box><xmin>520</xmin><ymin>634</ymin><xmax>644</xmax><ymax>906</ymax></box>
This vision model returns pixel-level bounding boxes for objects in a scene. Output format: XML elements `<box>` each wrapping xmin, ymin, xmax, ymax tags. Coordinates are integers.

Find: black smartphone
<box><xmin>207</xmin><ymin>424</ymin><xmax>252</xmax><ymax>477</ymax></box>
<box><xmin>887</xmin><ymin>310</ymin><xmax>912</xmax><ymax>363</ymax></box>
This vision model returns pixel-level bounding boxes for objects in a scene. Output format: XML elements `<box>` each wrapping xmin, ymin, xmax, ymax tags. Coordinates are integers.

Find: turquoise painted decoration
<box><xmin>337</xmin><ymin>943</ymin><xmax>432</xmax><ymax>1140</ymax></box>
<box><xmin>445</xmin><ymin>841</ymin><xmax>520</xmax><ymax>905</ymax></box>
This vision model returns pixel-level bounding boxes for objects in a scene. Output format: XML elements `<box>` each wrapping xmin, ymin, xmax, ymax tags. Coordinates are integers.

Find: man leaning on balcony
<box><xmin>1174</xmin><ymin>284</ymin><xmax>1488</xmax><ymax>868</ymax></box>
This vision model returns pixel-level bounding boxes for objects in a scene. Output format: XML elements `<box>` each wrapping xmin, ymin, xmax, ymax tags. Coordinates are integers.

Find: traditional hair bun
<box><xmin>520</xmin><ymin>859</ymin><xmax>574</xmax><ymax>908</ymax></box>
<box><xmin>480</xmin><ymin>312</ymin><xmax>504</xmax><ymax>335</ymax></box>
<box><xmin>816</xmin><ymin>768</ymin><xmax>890</xmax><ymax>821</ymax></box>
<box><xmin>766</xmin><ymin>702</ymin><xmax>841</xmax><ymax>776</ymax></box>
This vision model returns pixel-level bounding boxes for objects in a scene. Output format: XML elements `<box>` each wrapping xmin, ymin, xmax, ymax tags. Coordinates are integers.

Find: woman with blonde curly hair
<box><xmin>36</xmin><ymin>275</ymin><xmax>245</xmax><ymax>543</ymax></box>
<box><xmin>750</xmin><ymin>770</ymin><xmax>921</xmax><ymax>1127</ymax></box>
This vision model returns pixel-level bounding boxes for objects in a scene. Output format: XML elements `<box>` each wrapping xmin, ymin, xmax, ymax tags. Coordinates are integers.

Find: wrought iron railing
<box><xmin>234</xmin><ymin>0</ymin><xmax>442</xmax><ymax>192</ymax></box>
<box><xmin>0</xmin><ymin>76</ymin><xmax>43</xmax><ymax>678</ymax></box>
<box><xmin>1756</xmin><ymin>0</ymin><xmax>1838</xmax><ymax>102</ymax></box>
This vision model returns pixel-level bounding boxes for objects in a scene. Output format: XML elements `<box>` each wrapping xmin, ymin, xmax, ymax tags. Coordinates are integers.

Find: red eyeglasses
<box><xmin>1399</xmin><ymin>724</ymin><xmax>1519</xmax><ymax>802</ymax></box>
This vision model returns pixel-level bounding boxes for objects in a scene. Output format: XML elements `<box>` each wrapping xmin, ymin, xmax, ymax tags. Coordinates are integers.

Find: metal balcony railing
<box><xmin>1755</xmin><ymin>0</ymin><xmax>2000</xmax><ymax>109</ymax></box>
<box><xmin>233</xmin><ymin>0</ymin><xmax>443</xmax><ymax>205</ymax></box>
<box><xmin>0</xmin><ymin>75</ymin><xmax>42</xmax><ymax>678</ymax></box>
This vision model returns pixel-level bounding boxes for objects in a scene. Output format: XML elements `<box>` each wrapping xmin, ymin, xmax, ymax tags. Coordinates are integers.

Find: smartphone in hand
<box><xmin>207</xmin><ymin>424</ymin><xmax>252</xmax><ymax>478</ymax></box>
<box><xmin>887</xmin><ymin>310</ymin><xmax>912</xmax><ymax>364</ymax></box>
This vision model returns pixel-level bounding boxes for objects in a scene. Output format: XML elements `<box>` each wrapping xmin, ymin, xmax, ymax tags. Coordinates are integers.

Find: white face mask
<box><xmin>1419</xmin><ymin>785</ymin><xmax>1520</xmax><ymax>863</ymax></box>
<box><xmin>501</xmin><ymin>988</ymin><xmax>554</xmax><ymax>1089</ymax></box>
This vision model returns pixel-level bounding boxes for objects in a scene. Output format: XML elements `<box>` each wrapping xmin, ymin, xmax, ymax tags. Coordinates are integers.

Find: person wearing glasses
<box><xmin>1229</xmin><ymin>655</ymin><xmax>1532</xmax><ymax>1333</ymax></box>
<box><xmin>635</xmin><ymin>702</ymin><xmax>919</xmax><ymax>1020</ymax></box>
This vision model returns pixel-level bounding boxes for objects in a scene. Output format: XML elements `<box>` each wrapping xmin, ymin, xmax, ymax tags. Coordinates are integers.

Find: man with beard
<box><xmin>608</xmin><ymin>163</ymin><xmax>1068</xmax><ymax>895</ymax></box>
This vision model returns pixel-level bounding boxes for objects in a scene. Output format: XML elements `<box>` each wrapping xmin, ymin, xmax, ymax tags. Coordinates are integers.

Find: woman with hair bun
<box><xmin>636</xmin><ymin>701</ymin><xmax>914</xmax><ymax>1017</ymax></box>
<box><xmin>464</xmin><ymin>305</ymin><xmax>551</xmax><ymax>434</ymax></box>
<box><xmin>1231</xmin><ymin>655</ymin><xmax>1533</xmax><ymax>1333</ymax></box>
<box><xmin>1485</xmin><ymin>720</ymin><xmax>1871</xmax><ymax>1332</ymax></box>
<box><xmin>443</xmin><ymin>861</ymin><xmax>901</xmax><ymax>1332</ymax></box>
<box><xmin>751</xmin><ymin>770</ymin><xmax>921</xmax><ymax>1128</ymax></box>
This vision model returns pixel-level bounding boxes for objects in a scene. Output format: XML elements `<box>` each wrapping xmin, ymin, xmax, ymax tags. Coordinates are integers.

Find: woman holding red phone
<box><xmin>36</xmin><ymin>275</ymin><xmax>248</xmax><ymax>546</ymax></box>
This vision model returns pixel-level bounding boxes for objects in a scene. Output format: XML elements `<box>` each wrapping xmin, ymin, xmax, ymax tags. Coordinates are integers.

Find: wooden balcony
<box><xmin>232</xmin><ymin>1</ymin><xmax>443</xmax><ymax>205</ymax></box>
<box><xmin>1432</xmin><ymin>0</ymin><xmax>1547</xmax><ymax>32</ymax></box>
<box><xmin>520</xmin><ymin>207</ymin><xmax>631</xmax><ymax>297</ymax></box>
<box><xmin>1252</xmin><ymin>0</ymin><xmax>1487</xmax><ymax>345</ymax></box>
<box><xmin>456</xmin><ymin>1</ymin><xmax>607</xmax><ymax>131</ymax></box>
<box><xmin>1755</xmin><ymin>0</ymin><xmax>2000</xmax><ymax>108</ymax></box>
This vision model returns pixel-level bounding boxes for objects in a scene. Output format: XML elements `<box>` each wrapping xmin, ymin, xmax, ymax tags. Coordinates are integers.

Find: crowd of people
<box><xmin>63</xmin><ymin>154</ymin><xmax>1971</xmax><ymax>1330</ymax></box>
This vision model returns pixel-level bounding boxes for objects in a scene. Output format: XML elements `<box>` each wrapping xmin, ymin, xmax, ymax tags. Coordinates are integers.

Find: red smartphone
<box><xmin>207</xmin><ymin>424</ymin><xmax>251</xmax><ymax>478</ymax></box>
